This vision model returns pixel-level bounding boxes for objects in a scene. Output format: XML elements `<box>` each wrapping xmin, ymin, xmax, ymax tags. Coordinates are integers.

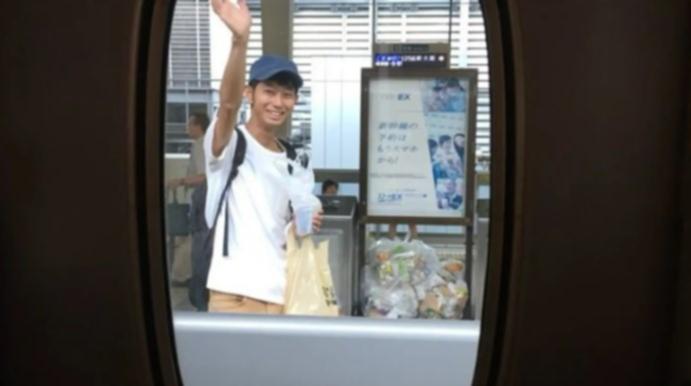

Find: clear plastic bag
<box><xmin>286</xmin><ymin>159</ymin><xmax>321</xmax><ymax>236</ymax></box>
<box><xmin>362</xmin><ymin>237</ymin><xmax>469</xmax><ymax>319</ymax></box>
<box><xmin>367</xmin><ymin>239</ymin><xmax>440</xmax><ymax>289</ymax></box>
<box><xmin>364</xmin><ymin>282</ymin><xmax>418</xmax><ymax>319</ymax></box>
<box><xmin>286</xmin><ymin>158</ymin><xmax>319</xmax><ymax>208</ymax></box>
<box><xmin>419</xmin><ymin>281</ymin><xmax>469</xmax><ymax>319</ymax></box>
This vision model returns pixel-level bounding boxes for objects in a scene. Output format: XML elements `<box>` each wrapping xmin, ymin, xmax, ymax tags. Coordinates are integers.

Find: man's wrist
<box><xmin>232</xmin><ymin>35</ymin><xmax>249</xmax><ymax>46</ymax></box>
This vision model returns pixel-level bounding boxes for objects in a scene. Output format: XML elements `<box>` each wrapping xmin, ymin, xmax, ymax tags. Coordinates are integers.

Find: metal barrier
<box><xmin>174</xmin><ymin>311</ymin><xmax>480</xmax><ymax>386</ymax></box>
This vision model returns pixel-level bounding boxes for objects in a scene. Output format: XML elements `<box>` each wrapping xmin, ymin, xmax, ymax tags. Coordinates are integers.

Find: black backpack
<box><xmin>198</xmin><ymin>129</ymin><xmax>298</xmax><ymax>308</ymax></box>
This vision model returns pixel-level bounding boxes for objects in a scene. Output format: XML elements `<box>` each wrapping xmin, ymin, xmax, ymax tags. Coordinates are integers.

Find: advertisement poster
<box><xmin>366</xmin><ymin>75</ymin><xmax>472</xmax><ymax>219</ymax></box>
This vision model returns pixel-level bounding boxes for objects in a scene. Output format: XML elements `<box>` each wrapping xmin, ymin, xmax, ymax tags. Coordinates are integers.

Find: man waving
<box><xmin>203</xmin><ymin>0</ymin><xmax>321</xmax><ymax>314</ymax></box>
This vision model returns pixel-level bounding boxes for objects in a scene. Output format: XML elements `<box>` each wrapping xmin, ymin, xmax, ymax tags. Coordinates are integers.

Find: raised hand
<box><xmin>211</xmin><ymin>0</ymin><xmax>252</xmax><ymax>40</ymax></box>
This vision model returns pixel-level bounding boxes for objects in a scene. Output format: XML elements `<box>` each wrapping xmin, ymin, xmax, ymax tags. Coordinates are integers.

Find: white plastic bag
<box><xmin>284</xmin><ymin>230</ymin><xmax>338</xmax><ymax>316</ymax></box>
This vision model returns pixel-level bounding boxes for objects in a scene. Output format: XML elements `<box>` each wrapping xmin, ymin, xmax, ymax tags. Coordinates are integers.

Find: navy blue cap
<box><xmin>249</xmin><ymin>54</ymin><xmax>303</xmax><ymax>89</ymax></box>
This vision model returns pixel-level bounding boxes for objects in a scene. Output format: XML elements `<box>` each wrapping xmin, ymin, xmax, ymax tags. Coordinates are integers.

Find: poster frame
<box><xmin>359</xmin><ymin>67</ymin><xmax>479</xmax><ymax>225</ymax></box>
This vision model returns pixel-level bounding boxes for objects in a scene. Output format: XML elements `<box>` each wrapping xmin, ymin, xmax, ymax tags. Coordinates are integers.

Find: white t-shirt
<box><xmin>203</xmin><ymin>124</ymin><xmax>298</xmax><ymax>304</ymax></box>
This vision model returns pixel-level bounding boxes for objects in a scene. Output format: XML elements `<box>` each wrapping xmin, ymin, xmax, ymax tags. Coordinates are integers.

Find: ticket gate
<box><xmin>313</xmin><ymin>195</ymin><xmax>359</xmax><ymax>315</ymax></box>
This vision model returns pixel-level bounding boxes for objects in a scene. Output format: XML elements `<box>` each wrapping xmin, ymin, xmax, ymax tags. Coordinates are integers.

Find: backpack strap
<box><xmin>216</xmin><ymin>134</ymin><xmax>297</xmax><ymax>257</ymax></box>
<box><xmin>278</xmin><ymin>138</ymin><xmax>297</xmax><ymax>160</ymax></box>
<box><xmin>278</xmin><ymin>138</ymin><xmax>307</xmax><ymax>217</ymax></box>
<box><xmin>277</xmin><ymin>138</ymin><xmax>300</xmax><ymax>174</ymax></box>
<box><xmin>207</xmin><ymin>129</ymin><xmax>246</xmax><ymax>257</ymax></box>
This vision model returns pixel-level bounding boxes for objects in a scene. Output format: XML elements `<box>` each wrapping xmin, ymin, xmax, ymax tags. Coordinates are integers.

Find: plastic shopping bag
<box><xmin>284</xmin><ymin>231</ymin><xmax>339</xmax><ymax>316</ymax></box>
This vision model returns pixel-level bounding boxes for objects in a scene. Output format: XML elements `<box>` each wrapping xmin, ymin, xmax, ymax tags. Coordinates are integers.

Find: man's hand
<box><xmin>210</xmin><ymin>0</ymin><xmax>251</xmax><ymax>157</ymax></box>
<box><xmin>288</xmin><ymin>208</ymin><xmax>324</xmax><ymax>236</ymax></box>
<box><xmin>312</xmin><ymin>209</ymin><xmax>324</xmax><ymax>233</ymax></box>
<box><xmin>166</xmin><ymin>178</ymin><xmax>184</xmax><ymax>189</ymax></box>
<box><xmin>212</xmin><ymin>0</ymin><xmax>251</xmax><ymax>40</ymax></box>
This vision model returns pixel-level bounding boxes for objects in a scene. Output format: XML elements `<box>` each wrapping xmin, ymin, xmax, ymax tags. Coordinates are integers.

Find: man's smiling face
<box><xmin>247</xmin><ymin>80</ymin><xmax>297</xmax><ymax>129</ymax></box>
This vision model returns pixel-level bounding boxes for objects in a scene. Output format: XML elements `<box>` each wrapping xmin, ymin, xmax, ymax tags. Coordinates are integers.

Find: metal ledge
<box><xmin>174</xmin><ymin>311</ymin><xmax>480</xmax><ymax>386</ymax></box>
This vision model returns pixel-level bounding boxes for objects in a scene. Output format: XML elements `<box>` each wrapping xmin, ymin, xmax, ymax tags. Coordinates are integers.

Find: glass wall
<box><xmin>163</xmin><ymin>0</ymin><xmax>491</xmax><ymax>320</ymax></box>
<box><xmin>164</xmin><ymin>2</ymin><xmax>491</xmax><ymax>385</ymax></box>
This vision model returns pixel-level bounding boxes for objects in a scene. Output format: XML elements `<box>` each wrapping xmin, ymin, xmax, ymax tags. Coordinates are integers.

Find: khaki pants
<box><xmin>208</xmin><ymin>290</ymin><xmax>284</xmax><ymax>315</ymax></box>
<box><xmin>170</xmin><ymin>235</ymin><xmax>192</xmax><ymax>283</ymax></box>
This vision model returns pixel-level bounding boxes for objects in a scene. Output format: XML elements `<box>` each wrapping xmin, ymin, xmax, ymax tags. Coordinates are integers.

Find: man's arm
<box><xmin>210</xmin><ymin>0</ymin><xmax>252</xmax><ymax>157</ymax></box>
<box><xmin>185</xmin><ymin>174</ymin><xmax>206</xmax><ymax>186</ymax></box>
<box><xmin>166</xmin><ymin>174</ymin><xmax>206</xmax><ymax>189</ymax></box>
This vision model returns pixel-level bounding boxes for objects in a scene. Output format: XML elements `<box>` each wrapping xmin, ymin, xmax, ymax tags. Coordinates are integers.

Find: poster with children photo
<box><xmin>424</xmin><ymin>77</ymin><xmax>468</xmax><ymax>213</ymax></box>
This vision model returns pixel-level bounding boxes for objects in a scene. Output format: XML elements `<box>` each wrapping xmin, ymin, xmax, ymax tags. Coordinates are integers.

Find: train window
<box><xmin>165</xmin><ymin>102</ymin><xmax>187</xmax><ymax>124</ymax></box>
<box><xmin>164</xmin><ymin>1</ymin><xmax>491</xmax><ymax>385</ymax></box>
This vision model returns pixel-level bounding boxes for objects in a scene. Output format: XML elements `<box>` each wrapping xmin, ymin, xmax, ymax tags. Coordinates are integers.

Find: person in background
<box><xmin>321</xmin><ymin>179</ymin><xmax>339</xmax><ymax>196</ymax></box>
<box><xmin>203</xmin><ymin>0</ymin><xmax>322</xmax><ymax>315</ymax></box>
<box><xmin>388</xmin><ymin>223</ymin><xmax>419</xmax><ymax>240</ymax></box>
<box><xmin>168</xmin><ymin>113</ymin><xmax>209</xmax><ymax>190</ymax></box>
<box><xmin>166</xmin><ymin>113</ymin><xmax>210</xmax><ymax>310</ymax></box>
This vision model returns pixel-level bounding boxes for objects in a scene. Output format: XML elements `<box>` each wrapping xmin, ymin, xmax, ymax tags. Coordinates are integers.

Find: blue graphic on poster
<box><xmin>423</xmin><ymin>78</ymin><xmax>466</xmax><ymax>211</ymax></box>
